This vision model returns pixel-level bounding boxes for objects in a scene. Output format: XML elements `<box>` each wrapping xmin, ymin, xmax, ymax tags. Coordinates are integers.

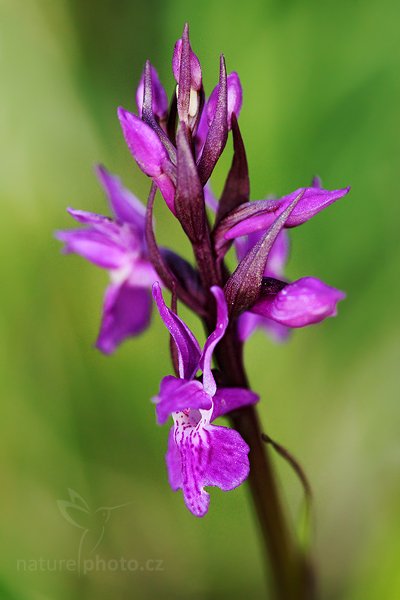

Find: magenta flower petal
<box><xmin>204</xmin><ymin>183</ymin><xmax>218</xmax><ymax>212</ymax></box>
<box><xmin>252</xmin><ymin>277</ymin><xmax>346</xmax><ymax>327</ymax></box>
<box><xmin>66</xmin><ymin>208</ymin><xmax>115</xmax><ymax>229</ymax></box>
<box><xmin>154</xmin><ymin>376</ymin><xmax>212</xmax><ymax>424</ymax></box>
<box><xmin>212</xmin><ymin>387</ymin><xmax>259</xmax><ymax>420</ymax></box>
<box><xmin>96</xmin><ymin>283</ymin><xmax>152</xmax><ymax>354</ymax></box>
<box><xmin>166</xmin><ymin>427</ymin><xmax>182</xmax><ymax>490</ymax></box>
<box><xmin>202</xmin><ymin>425</ymin><xmax>250</xmax><ymax>491</ymax></box>
<box><xmin>118</xmin><ymin>108</ymin><xmax>176</xmax><ymax>211</ymax></box>
<box><xmin>154</xmin><ymin>172</ymin><xmax>177</xmax><ymax>214</ymax></box>
<box><xmin>265</xmin><ymin>230</ymin><xmax>290</xmax><ymax>278</ymax></box>
<box><xmin>238</xmin><ymin>312</ymin><xmax>291</xmax><ymax>343</ymax></box>
<box><xmin>172</xmin><ymin>36</ymin><xmax>202</xmax><ymax>90</ymax></box>
<box><xmin>236</xmin><ymin>229</ymin><xmax>290</xmax><ymax>279</ymax></box>
<box><xmin>95</xmin><ymin>165</ymin><xmax>145</xmax><ymax>228</ymax></box>
<box><xmin>168</xmin><ymin>422</ymin><xmax>250</xmax><ymax>517</ymax></box>
<box><xmin>152</xmin><ymin>282</ymin><xmax>201</xmax><ymax>379</ymax></box>
<box><xmin>55</xmin><ymin>229</ymin><xmax>126</xmax><ymax>270</ymax></box>
<box><xmin>127</xmin><ymin>258</ymin><xmax>158</xmax><ymax>288</ymax></box>
<box><xmin>207</xmin><ymin>71</ymin><xmax>243</xmax><ymax>129</ymax></box>
<box><xmin>224</xmin><ymin>185</ymin><xmax>350</xmax><ymax>241</ymax></box>
<box><xmin>199</xmin><ymin>286</ymin><xmax>228</xmax><ymax>396</ymax></box>
<box><xmin>136</xmin><ymin>64</ymin><xmax>168</xmax><ymax>121</ymax></box>
<box><xmin>118</xmin><ymin>107</ymin><xmax>169</xmax><ymax>177</ymax></box>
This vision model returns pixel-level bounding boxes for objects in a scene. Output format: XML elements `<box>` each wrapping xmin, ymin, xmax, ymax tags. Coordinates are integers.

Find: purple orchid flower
<box><xmin>152</xmin><ymin>282</ymin><xmax>258</xmax><ymax>517</ymax></box>
<box><xmin>56</xmin><ymin>166</ymin><xmax>157</xmax><ymax>354</ymax></box>
<box><xmin>56</xmin><ymin>25</ymin><xmax>350</xmax><ymax>563</ymax></box>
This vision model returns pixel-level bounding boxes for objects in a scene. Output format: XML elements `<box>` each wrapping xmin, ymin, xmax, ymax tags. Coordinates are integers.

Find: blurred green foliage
<box><xmin>0</xmin><ymin>0</ymin><xmax>399</xmax><ymax>598</ymax></box>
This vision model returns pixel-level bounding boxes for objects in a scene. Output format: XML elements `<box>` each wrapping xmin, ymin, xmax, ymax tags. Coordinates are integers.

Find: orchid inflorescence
<box><xmin>56</xmin><ymin>24</ymin><xmax>349</xmax><ymax>517</ymax></box>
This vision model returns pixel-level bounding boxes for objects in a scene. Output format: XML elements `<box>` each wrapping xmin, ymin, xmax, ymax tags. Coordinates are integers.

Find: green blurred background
<box><xmin>1</xmin><ymin>0</ymin><xmax>399</xmax><ymax>598</ymax></box>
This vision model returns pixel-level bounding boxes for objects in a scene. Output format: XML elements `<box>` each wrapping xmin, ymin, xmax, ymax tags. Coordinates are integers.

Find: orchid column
<box><xmin>57</xmin><ymin>24</ymin><xmax>349</xmax><ymax>600</ymax></box>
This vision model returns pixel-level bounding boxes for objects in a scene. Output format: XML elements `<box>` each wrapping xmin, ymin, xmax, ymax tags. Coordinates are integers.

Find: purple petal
<box><xmin>194</xmin><ymin>108</ymin><xmax>208</xmax><ymax>156</ymax></box>
<box><xmin>66</xmin><ymin>208</ymin><xmax>115</xmax><ymax>229</ymax></box>
<box><xmin>236</xmin><ymin>229</ymin><xmax>290</xmax><ymax>279</ymax></box>
<box><xmin>55</xmin><ymin>228</ymin><xmax>127</xmax><ymax>270</ymax></box>
<box><xmin>204</xmin><ymin>183</ymin><xmax>218</xmax><ymax>213</ymax></box>
<box><xmin>127</xmin><ymin>258</ymin><xmax>158</xmax><ymax>288</ymax></box>
<box><xmin>224</xmin><ymin>191</ymin><xmax>304</xmax><ymax>317</ymax></box>
<box><xmin>168</xmin><ymin>422</ymin><xmax>250</xmax><ymax>517</ymax></box>
<box><xmin>237</xmin><ymin>311</ymin><xmax>261</xmax><ymax>342</ymax></box>
<box><xmin>172</xmin><ymin>34</ymin><xmax>202</xmax><ymax>90</ymax></box>
<box><xmin>95</xmin><ymin>165</ymin><xmax>146</xmax><ymax>228</ymax></box>
<box><xmin>265</xmin><ymin>229</ymin><xmax>290</xmax><ymax>278</ymax></box>
<box><xmin>252</xmin><ymin>277</ymin><xmax>346</xmax><ymax>327</ymax></box>
<box><xmin>136</xmin><ymin>64</ymin><xmax>168</xmax><ymax>121</ymax></box>
<box><xmin>154</xmin><ymin>376</ymin><xmax>212</xmax><ymax>424</ymax></box>
<box><xmin>153</xmin><ymin>173</ymin><xmax>176</xmax><ymax>214</ymax></box>
<box><xmin>224</xmin><ymin>185</ymin><xmax>350</xmax><ymax>241</ymax></box>
<box><xmin>202</xmin><ymin>425</ymin><xmax>250</xmax><ymax>491</ymax></box>
<box><xmin>207</xmin><ymin>71</ymin><xmax>243</xmax><ymax>129</ymax></box>
<box><xmin>197</xmin><ymin>56</ymin><xmax>228</xmax><ymax>186</ymax></box>
<box><xmin>152</xmin><ymin>282</ymin><xmax>201</xmax><ymax>379</ymax></box>
<box><xmin>199</xmin><ymin>287</ymin><xmax>228</xmax><ymax>397</ymax></box>
<box><xmin>96</xmin><ymin>283</ymin><xmax>152</xmax><ymax>354</ymax></box>
<box><xmin>212</xmin><ymin>387</ymin><xmax>259</xmax><ymax>420</ymax></box>
<box><xmin>166</xmin><ymin>427</ymin><xmax>182</xmax><ymax>490</ymax></box>
<box><xmin>284</xmin><ymin>186</ymin><xmax>350</xmax><ymax>228</ymax></box>
<box><xmin>238</xmin><ymin>312</ymin><xmax>291</xmax><ymax>343</ymax></box>
<box><xmin>118</xmin><ymin>107</ymin><xmax>169</xmax><ymax>177</ymax></box>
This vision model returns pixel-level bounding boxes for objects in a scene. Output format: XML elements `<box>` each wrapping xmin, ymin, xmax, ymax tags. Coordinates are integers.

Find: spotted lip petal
<box><xmin>166</xmin><ymin>422</ymin><xmax>250</xmax><ymax>517</ymax></box>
